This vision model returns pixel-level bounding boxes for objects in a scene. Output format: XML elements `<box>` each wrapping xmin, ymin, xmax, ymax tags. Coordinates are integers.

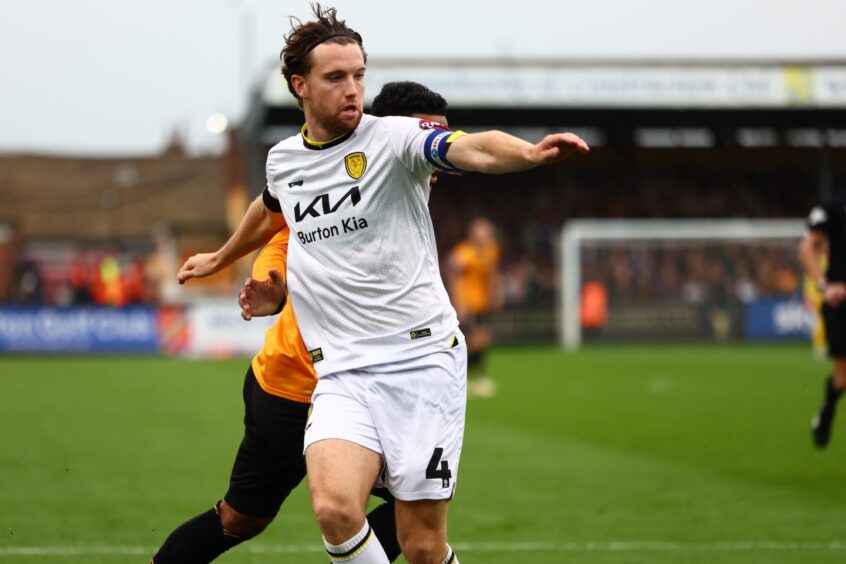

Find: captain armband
<box><xmin>423</xmin><ymin>130</ymin><xmax>467</xmax><ymax>173</ymax></box>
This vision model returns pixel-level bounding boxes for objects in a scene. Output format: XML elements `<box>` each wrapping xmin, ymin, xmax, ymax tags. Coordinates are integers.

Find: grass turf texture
<box><xmin>0</xmin><ymin>344</ymin><xmax>844</xmax><ymax>563</ymax></box>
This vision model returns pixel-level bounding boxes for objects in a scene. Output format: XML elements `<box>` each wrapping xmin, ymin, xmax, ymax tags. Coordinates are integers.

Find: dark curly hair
<box><xmin>280</xmin><ymin>3</ymin><xmax>367</xmax><ymax>108</ymax></box>
<box><xmin>371</xmin><ymin>81</ymin><xmax>448</xmax><ymax>117</ymax></box>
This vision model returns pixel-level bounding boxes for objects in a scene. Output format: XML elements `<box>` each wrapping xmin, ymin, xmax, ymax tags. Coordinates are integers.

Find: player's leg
<box><xmin>813</xmin><ymin>357</ymin><xmax>846</xmax><ymax>447</ymax></box>
<box><xmin>151</xmin><ymin>366</ymin><xmax>308</xmax><ymax>563</ymax></box>
<box><xmin>304</xmin><ymin>374</ymin><xmax>392</xmax><ymax>563</ymax></box>
<box><xmin>812</xmin><ymin>304</ymin><xmax>846</xmax><ymax>447</ymax></box>
<box><xmin>229</xmin><ymin>370</ymin><xmax>401</xmax><ymax>560</ymax></box>
<box><xmin>395</xmin><ymin>500</ymin><xmax>458</xmax><ymax>564</ymax></box>
<box><xmin>370</xmin><ymin>339</ymin><xmax>467</xmax><ymax>564</ymax></box>
<box><xmin>306</xmin><ymin>439</ymin><xmax>389</xmax><ymax>563</ymax></box>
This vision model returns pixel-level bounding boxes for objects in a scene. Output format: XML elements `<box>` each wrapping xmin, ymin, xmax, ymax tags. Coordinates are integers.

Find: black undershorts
<box><xmin>223</xmin><ymin>366</ymin><xmax>310</xmax><ymax>517</ymax></box>
<box><xmin>823</xmin><ymin>302</ymin><xmax>846</xmax><ymax>358</ymax></box>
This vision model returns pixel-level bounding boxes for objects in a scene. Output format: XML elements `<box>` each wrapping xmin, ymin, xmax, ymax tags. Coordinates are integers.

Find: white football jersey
<box><xmin>265</xmin><ymin>114</ymin><xmax>463</xmax><ymax>377</ymax></box>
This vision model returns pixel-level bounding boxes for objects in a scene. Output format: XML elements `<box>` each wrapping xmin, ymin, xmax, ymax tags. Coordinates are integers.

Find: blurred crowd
<box><xmin>5</xmin><ymin>164</ymin><xmax>817</xmax><ymax>309</ymax></box>
<box><xmin>582</xmin><ymin>244</ymin><xmax>800</xmax><ymax>305</ymax></box>
<box><xmin>430</xmin><ymin>165</ymin><xmax>814</xmax><ymax>307</ymax></box>
<box><xmin>9</xmin><ymin>246</ymin><xmax>163</xmax><ymax>307</ymax></box>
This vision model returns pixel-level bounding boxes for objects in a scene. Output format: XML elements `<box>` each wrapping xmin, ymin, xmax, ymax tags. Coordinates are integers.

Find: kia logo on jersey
<box><xmin>294</xmin><ymin>186</ymin><xmax>361</xmax><ymax>222</ymax></box>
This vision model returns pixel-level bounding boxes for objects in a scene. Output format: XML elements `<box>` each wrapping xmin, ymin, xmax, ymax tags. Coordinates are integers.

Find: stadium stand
<box><xmin>3</xmin><ymin>59</ymin><xmax>846</xmax><ymax>345</ymax></box>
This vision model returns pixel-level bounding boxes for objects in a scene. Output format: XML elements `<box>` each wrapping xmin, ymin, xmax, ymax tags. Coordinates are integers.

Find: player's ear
<box><xmin>291</xmin><ymin>75</ymin><xmax>308</xmax><ymax>100</ymax></box>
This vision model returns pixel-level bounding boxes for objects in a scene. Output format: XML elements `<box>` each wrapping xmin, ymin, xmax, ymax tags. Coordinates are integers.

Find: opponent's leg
<box><xmin>307</xmin><ymin>439</ymin><xmax>389</xmax><ymax>564</ymax></box>
<box><xmin>813</xmin><ymin>357</ymin><xmax>846</xmax><ymax>447</ymax></box>
<box><xmin>152</xmin><ymin>367</ymin><xmax>308</xmax><ymax>563</ymax></box>
<box><xmin>151</xmin><ymin>500</ymin><xmax>274</xmax><ymax>564</ymax></box>
<box><xmin>366</xmin><ymin>497</ymin><xmax>401</xmax><ymax>562</ymax></box>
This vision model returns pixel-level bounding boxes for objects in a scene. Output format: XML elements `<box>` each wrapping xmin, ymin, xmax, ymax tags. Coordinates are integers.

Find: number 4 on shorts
<box><xmin>426</xmin><ymin>447</ymin><xmax>452</xmax><ymax>488</ymax></box>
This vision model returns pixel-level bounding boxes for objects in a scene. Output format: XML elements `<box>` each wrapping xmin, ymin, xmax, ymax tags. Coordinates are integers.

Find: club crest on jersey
<box><xmin>344</xmin><ymin>152</ymin><xmax>367</xmax><ymax>179</ymax></box>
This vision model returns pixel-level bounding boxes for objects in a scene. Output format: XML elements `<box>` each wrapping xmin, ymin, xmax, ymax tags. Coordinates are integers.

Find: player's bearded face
<box><xmin>301</xmin><ymin>43</ymin><xmax>365</xmax><ymax>138</ymax></box>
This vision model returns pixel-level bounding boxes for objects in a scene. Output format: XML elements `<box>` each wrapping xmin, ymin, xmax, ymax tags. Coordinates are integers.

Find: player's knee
<box><xmin>218</xmin><ymin>502</ymin><xmax>272</xmax><ymax>538</ymax></box>
<box><xmin>397</xmin><ymin>532</ymin><xmax>443</xmax><ymax>564</ymax></box>
<box><xmin>311</xmin><ymin>497</ymin><xmax>360</xmax><ymax>535</ymax></box>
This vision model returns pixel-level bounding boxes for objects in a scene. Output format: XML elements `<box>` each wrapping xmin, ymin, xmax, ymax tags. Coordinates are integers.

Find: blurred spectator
<box><xmin>68</xmin><ymin>251</ymin><xmax>94</xmax><ymax>304</ymax></box>
<box><xmin>580</xmin><ymin>281</ymin><xmax>608</xmax><ymax>334</ymax></box>
<box><xmin>122</xmin><ymin>258</ymin><xmax>147</xmax><ymax>305</ymax></box>
<box><xmin>12</xmin><ymin>259</ymin><xmax>43</xmax><ymax>304</ymax></box>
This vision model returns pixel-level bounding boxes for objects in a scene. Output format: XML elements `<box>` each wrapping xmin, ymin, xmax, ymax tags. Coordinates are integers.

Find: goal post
<box><xmin>559</xmin><ymin>219</ymin><xmax>807</xmax><ymax>350</ymax></box>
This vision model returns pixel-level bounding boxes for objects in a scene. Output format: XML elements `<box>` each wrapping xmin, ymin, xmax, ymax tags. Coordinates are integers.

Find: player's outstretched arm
<box><xmin>446</xmin><ymin>130</ymin><xmax>589</xmax><ymax>174</ymax></box>
<box><xmin>239</xmin><ymin>269</ymin><xmax>286</xmax><ymax>321</ymax></box>
<box><xmin>176</xmin><ymin>195</ymin><xmax>286</xmax><ymax>284</ymax></box>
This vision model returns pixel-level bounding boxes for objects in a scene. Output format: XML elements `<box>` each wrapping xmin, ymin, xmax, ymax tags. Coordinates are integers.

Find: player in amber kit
<box><xmin>151</xmin><ymin>228</ymin><xmax>398</xmax><ymax>564</ymax></box>
<box><xmin>448</xmin><ymin>217</ymin><xmax>502</xmax><ymax>397</ymax></box>
<box><xmin>150</xmin><ymin>80</ymin><xmax>448</xmax><ymax>564</ymax></box>
<box><xmin>801</xmin><ymin>196</ymin><xmax>846</xmax><ymax>448</ymax></box>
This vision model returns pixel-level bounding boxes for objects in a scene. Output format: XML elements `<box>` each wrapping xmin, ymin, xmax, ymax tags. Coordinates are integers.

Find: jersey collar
<box><xmin>301</xmin><ymin>123</ymin><xmax>354</xmax><ymax>151</ymax></box>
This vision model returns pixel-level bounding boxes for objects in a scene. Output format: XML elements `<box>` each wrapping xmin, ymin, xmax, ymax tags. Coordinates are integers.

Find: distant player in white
<box><xmin>177</xmin><ymin>5</ymin><xmax>589</xmax><ymax>564</ymax></box>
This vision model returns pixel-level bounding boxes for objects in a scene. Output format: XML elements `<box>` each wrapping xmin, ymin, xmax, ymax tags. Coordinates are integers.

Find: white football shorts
<box><xmin>304</xmin><ymin>338</ymin><xmax>467</xmax><ymax>501</ymax></box>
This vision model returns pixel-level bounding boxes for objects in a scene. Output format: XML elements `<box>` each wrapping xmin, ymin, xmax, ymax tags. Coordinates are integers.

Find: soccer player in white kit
<box><xmin>177</xmin><ymin>5</ymin><xmax>589</xmax><ymax>564</ymax></box>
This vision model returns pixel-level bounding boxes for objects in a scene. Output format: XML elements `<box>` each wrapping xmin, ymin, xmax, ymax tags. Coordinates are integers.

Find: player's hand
<box><xmin>824</xmin><ymin>282</ymin><xmax>846</xmax><ymax>307</ymax></box>
<box><xmin>177</xmin><ymin>253</ymin><xmax>221</xmax><ymax>284</ymax></box>
<box><xmin>239</xmin><ymin>269</ymin><xmax>286</xmax><ymax>321</ymax></box>
<box><xmin>529</xmin><ymin>133</ymin><xmax>590</xmax><ymax>165</ymax></box>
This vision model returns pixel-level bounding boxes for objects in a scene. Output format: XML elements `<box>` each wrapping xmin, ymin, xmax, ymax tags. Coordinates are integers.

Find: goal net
<box><xmin>558</xmin><ymin>219</ymin><xmax>811</xmax><ymax>350</ymax></box>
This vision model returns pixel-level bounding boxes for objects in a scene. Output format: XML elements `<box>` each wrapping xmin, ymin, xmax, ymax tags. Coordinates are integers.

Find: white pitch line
<box><xmin>1</xmin><ymin>541</ymin><xmax>846</xmax><ymax>557</ymax></box>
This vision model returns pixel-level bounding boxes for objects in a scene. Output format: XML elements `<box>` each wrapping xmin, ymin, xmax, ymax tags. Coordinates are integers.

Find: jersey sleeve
<box><xmin>380</xmin><ymin>116</ymin><xmax>468</xmax><ymax>177</ymax></box>
<box><xmin>252</xmin><ymin>228</ymin><xmax>289</xmax><ymax>281</ymax></box>
<box><xmin>262</xmin><ymin>185</ymin><xmax>282</xmax><ymax>213</ymax></box>
<box><xmin>264</xmin><ymin>147</ymin><xmax>284</xmax><ymax>210</ymax></box>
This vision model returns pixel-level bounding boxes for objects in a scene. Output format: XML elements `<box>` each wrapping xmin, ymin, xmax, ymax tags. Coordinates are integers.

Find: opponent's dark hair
<box><xmin>371</xmin><ymin>81</ymin><xmax>448</xmax><ymax>117</ymax></box>
<box><xmin>280</xmin><ymin>3</ymin><xmax>366</xmax><ymax>107</ymax></box>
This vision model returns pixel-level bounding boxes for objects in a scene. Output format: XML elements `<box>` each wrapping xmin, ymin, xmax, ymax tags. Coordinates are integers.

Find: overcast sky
<box><xmin>2</xmin><ymin>0</ymin><xmax>844</xmax><ymax>156</ymax></box>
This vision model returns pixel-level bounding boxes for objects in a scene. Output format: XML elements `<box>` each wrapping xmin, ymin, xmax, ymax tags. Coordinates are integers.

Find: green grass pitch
<box><xmin>1</xmin><ymin>344</ymin><xmax>845</xmax><ymax>563</ymax></box>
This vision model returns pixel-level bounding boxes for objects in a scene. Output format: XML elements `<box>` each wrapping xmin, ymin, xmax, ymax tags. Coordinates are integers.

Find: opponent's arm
<box><xmin>239</xmin><ymin>270</ymin><xmax>286</xmax><ymax>321</ymax></box>
<box><xmin>445</xmin><ymin>131</ymin><xmax>589</xmax><ymax>174</ymax></box>
<box><xmin>239</xmin><ymin>231</ymin><xmax>288</xmax><ymax>321</ymax></box>
<box><xmin>177</xmin><ymin>194</ymin><xmax>285</xmax><ymax>284</ymax></box>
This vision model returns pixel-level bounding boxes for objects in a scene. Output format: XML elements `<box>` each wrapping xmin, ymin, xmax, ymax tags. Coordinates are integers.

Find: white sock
<box><xmin>324</xmin><ymin>521</ymin><xmax>389</xmax><ymax>563</ymax></box>
<box><xmin>442</xmin><ymin>544</ymin><xmax>459</xmax><ymax>564</ymax></box>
